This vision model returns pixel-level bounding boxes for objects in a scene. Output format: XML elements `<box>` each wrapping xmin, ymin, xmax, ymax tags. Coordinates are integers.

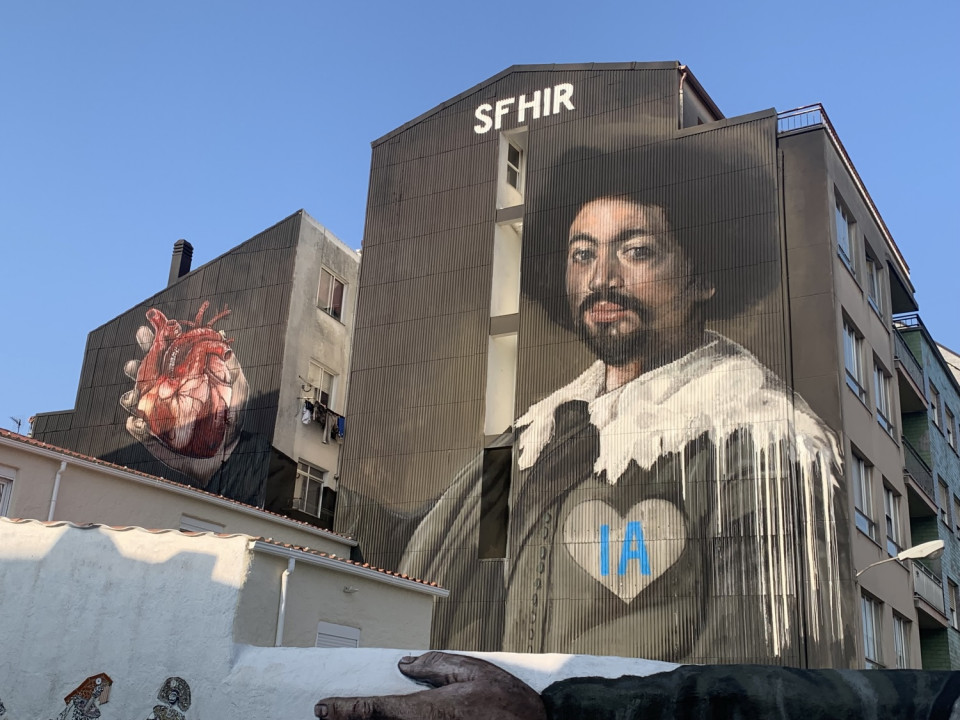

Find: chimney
<box><xmin>168</xmin><ymin>239</ymin><xmax>194</xmax><ymax>286</ymax></box>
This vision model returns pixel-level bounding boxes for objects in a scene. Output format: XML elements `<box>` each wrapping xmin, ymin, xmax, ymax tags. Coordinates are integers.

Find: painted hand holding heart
<box><xmin>120</xmin><ymin>301</ymin><xmax>248</xmax><ymax>486</ymax></box>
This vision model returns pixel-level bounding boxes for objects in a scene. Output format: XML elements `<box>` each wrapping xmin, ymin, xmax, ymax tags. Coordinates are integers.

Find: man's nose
<box><xmin>588</xmin><ymin>248</ymin><xmax>623</xmax><ymax>291</ymax></box>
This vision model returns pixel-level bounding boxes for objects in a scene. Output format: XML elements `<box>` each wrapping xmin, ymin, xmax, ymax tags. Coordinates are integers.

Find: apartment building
<box><xmin>30</xmin><ymin>210</ymin><xmax>359</xmax><ymax>530</ymax></box>
<box><xmin>336</xmin><ymin>62</ymin><xmax>938</xmax><ymax>667</ymax></box>
<box><xmin>892</xmin><ymin>318</ymin><xmax>960</xmax><ymax>668</ymax></box>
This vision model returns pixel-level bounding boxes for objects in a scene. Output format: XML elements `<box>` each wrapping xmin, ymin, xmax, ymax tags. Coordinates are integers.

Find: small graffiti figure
<box><xmin>147</xmin><ymin>678</ymin><xmax>191</xmax><ymax>720</ymax></box>
<box><xmin>0</xmin><ymin>695</ymin><xmax>7</xmax><ymax>718</ymax></box>
<box><xmin>54</xmin><ymin>674</ymin><xmax>112</xmax><ymax>720</ymax></box>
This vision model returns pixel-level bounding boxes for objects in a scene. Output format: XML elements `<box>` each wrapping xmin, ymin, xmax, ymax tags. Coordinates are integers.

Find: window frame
<box><xmin>309</xmin><ymin>360</ymin><xmax>337</xmax><ymax>410</ymax></box>
<box><xmin>861</xmin><ymin>593</ymin><xmax>884</xmax><ymax>669</ymax></box>
<box><xmin>317</xmin><ymin>267</ymin><xmax>346</xmax><ymax>322</ymax></box>
<box><xmin>295</xmin><ymin>460</ymin><xmax>328</xmax><ymax>518</ymax></box>
<box><xmin>852</xmin><ymin>454</ymin><xmax>878</xmax><ymax>541</ymax></box>
<box><xmin>0</xmin><ymin>475</ymin><xmax>12</xmax><ymax>517</ymax></box>
<box><xmin>843</xmin><ymin>320</ymin><xmax>867</xmax><ymax>403</ymax></box>
<box><xmin>892</xmin><ymin>613</ymin><xmax>910</xmax><ymax>669</ymax></box>
<box><xmin>946</xmin><ymin>406</ymin><xmax>956</xmax><ymax>450</ymax></box>
<box><xmin>835</xmin><ymin>196</ymin><xmax>859</xmax><ymax>277</ymax></box>
<box><xmin>950</xmin><ymin>580</ymin><xmax>959</xmax><ymax>631</ymax></box>
<box><xmin>865</xmin><ymin>252</ymin><xmax>885</xmax><ymax>316</ymax></box>
<box><xmin>505</xmin><ymin>140</ymin><xmax>524</xmax><ymax>191</ymax></box>
<box><xmin>883</xmin><ymin>485</ymin><xmax>902</xmax><ymax>557</ymax></box>
<box><xmin>930</xmin><ymin>382</ymin><xmax>942</xmax><ymax>429</ymax></box>
<box><xmin>939</xmin><ymin>477</ymin><xmax>951</xmax><ymax>526</ymax></box>
<box><xmin>873</xmin><ymin>361</ymin><xmax>895</xmax><ymax>437</ymax></box>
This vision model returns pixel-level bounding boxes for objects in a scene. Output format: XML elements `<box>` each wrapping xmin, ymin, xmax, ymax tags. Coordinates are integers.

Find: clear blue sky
<box><xmin>1</xmin><ymin>1</ymin><xmax>957</xmax><ymax>432</ymax></box>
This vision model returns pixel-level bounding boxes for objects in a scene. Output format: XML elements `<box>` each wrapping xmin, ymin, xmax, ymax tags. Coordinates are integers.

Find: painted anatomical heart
<box><xmin>121</xmin><ymin>301</ymin><xmax>248</xmax><ymax>485</ymax></box>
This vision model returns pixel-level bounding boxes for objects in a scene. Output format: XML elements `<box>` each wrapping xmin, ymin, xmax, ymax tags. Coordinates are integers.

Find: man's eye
<box><xmin>622</xmin><ymin>246</ymin><xmax>654</xmax><ymax>261</ymax></box>
<box><xmin>570</xmin><ymin>248</ymin><xmax>595</xmax><ymax>263</ymax></box>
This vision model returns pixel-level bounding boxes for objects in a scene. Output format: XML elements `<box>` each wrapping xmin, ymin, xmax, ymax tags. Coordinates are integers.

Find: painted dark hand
<box><xmin>120</xmin><ymin>311</ymin><xmax>248</xmax><ymax>486</ymax></box>
<box><xmin>315</xmin><ymin>652</ymin><xmax>547</xmax><ymax>720</ymax></box>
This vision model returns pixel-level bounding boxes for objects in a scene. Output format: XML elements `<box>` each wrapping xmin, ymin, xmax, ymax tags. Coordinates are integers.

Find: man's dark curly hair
<box><xmin>520</xmin><ymin>133</ymin><xmax>781</xmax><ymax>330</ymax></box>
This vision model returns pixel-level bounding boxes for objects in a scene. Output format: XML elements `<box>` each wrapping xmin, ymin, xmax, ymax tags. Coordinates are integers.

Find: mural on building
<box><xmin>53</xmin><ymin>674</ymin><xmax>112</xmax><ymax>720</ymax></box>
<box><xmin>314</xmin><ymin>651</ymin><xmax>959</xmax><ymax>719</ymax></box>
<box><xmin>146</xmin><ymin>677</ymin><xmax>191</xmax><ymax>720</ymax></box>
<box><xmin>120</xmin><ymin>301</ymin><xmax>248</xmax><ymax>487</ymax></box>
<box><xmin>341</xmin><ymin>67</ymin><xmax>857</xmax><ymax>665</ymax></box>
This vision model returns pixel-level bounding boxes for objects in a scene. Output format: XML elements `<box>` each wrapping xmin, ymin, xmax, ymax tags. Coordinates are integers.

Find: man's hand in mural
<box><xmin>119</xmin><ymin>303</ymin><xmax>248</xmax><ymax>486</ymax></box>
<box><xmin>314</xmin><ymin>652</ymin><xmax>547</xmax><ymax>720</ymax></box>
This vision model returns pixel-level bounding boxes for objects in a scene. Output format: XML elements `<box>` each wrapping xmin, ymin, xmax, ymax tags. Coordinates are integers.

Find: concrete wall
<box><xmin>780</xmin><ymin>127</ymin><xmax>920</xmax><ymax>668</ymax></box>
<box><xmin>234</xmin><ymin>551</ymin><xmax>434</xmax><ymax>648</ymax></box>
<box><xmin>272</xmin><ymin>213</ymin><xmax>360</xmax><ymax>502</ymax></box>
<box><xmin>0</xmin><ymin>519</ymin><xmax>247</xmax><ymax>716</ymax></box>
<box><xmin>0</xmin><ymin>516</ymin><xmax>677</xmax><ymax>720</ymax></box>
<box><xmin>0</xmin><ymin>436</ymin><xmax>354</xmax><ymax>555</ymax></box>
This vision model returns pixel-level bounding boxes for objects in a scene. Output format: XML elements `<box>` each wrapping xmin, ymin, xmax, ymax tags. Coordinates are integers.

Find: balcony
<box><xmin>893</xmin><ymin>323</ymin><xmax>927</xmax><ymax>413</ymax></box>
<box><xmin>913</xmin><ymin>561</ymin><xmax>949</xmax><ymax>628</ymax></box>
<box><xmin>903</xmin><ymin>435</ymin><xmax>938</xmax><ymax>517</ymax></box>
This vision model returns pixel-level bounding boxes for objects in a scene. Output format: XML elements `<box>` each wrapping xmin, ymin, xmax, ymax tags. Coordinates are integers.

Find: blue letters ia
<box><xmin>617</xmin><ymin>521</ymin><xmax>651</xmax><ymax>576</ymax></box>
<box><xmin>598</xmin><ymin>521</ymin><xmax>651</xmax><ymax>576</ymax></box>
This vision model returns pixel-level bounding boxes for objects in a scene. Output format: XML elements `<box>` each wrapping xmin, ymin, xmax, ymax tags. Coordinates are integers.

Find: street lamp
<box><xmin>856</xmin><ymin>539</ymin><xmax>945</xmax><ymax>579</ymax></box>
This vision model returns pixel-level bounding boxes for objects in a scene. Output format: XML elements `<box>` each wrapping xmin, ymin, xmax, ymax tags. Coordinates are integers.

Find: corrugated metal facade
<box><xmin>338</xmin><ymin>64</ymin><xmax>855</xmax><ymax>666</ymax></box>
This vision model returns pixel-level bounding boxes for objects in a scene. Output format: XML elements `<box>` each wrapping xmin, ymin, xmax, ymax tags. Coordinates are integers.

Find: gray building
<box><xmin>337</xmin><ymin>62</ymin><xmax>941</xmax><ymax>668</ymax></box>
<box><xmin>892</xmin><ymin>318</ymin><xmax>960</xmax><ymax>668</ymax></box>
<box><xmin>30</xmin><ymin>210</ymin><xmax>359</xmax><ymax>530</ymax></box>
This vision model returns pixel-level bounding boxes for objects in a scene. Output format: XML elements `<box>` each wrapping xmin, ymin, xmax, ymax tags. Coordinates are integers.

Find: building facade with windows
<box><xmin>894</xmin><ymin>317</ymin><xmax>960</xmax><ymax>669</ymax></box>
<box><xmin>336</xmin><ymin>62</ymin><xmax>937</xmax><ymax>668</ymax></box>
<box><xmin>31</xmin><ymin>210</ymin><xmax>359</xmax><ymax>530</ymax></box>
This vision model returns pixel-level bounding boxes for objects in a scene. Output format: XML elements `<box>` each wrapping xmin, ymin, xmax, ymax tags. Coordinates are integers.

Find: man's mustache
<box><xmin>578</xmin><ymin>290</ymin><xmax>651</xmax><ymax>324</ymax></box>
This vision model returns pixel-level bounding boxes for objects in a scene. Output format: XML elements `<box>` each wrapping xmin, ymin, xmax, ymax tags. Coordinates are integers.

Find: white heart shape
<box><xmin>562</xmin><ymin>499</ymin><xmax>686</xmax><ymax>603</ymax></box>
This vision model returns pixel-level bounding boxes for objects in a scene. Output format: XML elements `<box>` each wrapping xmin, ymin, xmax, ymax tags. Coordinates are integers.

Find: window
<box><xmin>0</xmin><ymin>472</ymin><xmax>12</xmax><ymax>517</ymax></box>
<box><xmin>950</xmin><ymin>581</ymin><xmax>959</xmax><ymax>631</ymax></box>
<box><xmin>930</xmin><ymin>382</ymin><xmax>942</xmax><ymax>429</ymax></box>
<box><xmin>309</xmin><ymin>361</ymin><xmax>337</xmax><ymax>409</ymax></box>
<box><xmin>884</xmin><ymin>486</ymin><xmax>902</xmax><ymax>557</ymax></box>
<box><xmin>505</xmin><ymin>141</ymin><xmax>524</xmax><ymax>190</ymax></box>
<box><xmin>317</xmin><ymin>268</ymin><xmax>345</xmax><ymax>321</ymax></box>
<box><xmin>947</xmin><ymin>407</ymin><xmax>956</xmax><ymax>450</ymax></box>
<box><xmin>835</xmin><ymin>197</ymin><xmax>858</xmax><ymax>275</ymax></box>
<box><xmin>294</xmin><ymin>459</ymin><xmax>336</xmax><ymax>527</ymax></box>
<box><xmin>852</xmin><ymin>454</ymin><xmax>878</xmax><ymax>541</ymax></box>
<box><xmin>892</xmin><ymin>614</ymin><xmax>910</xmax><ymax>669</ymax></box>
<box><xmin>861</xmin><ymin>593</ymin><xmax>883</xmax><ymax>668</ymax></box>
<box><xmin>315</xmin><ymin>621</ymin><xmax>360</xmax><ymax>649</ymax></box>
<box><xmin>865</xmin><ymin>254</ymin><xmax>884</xmax><ymax>315</ymax></box>
<box><xmin>873</xmin><ymin>363</ymin><xmax>894</xmax><ymax>436</ymax></box>
<box><xmin>179</xmin><ymin>515</ymin><xmax>225</xmax><ymax>534</ymax></box>
<box><xmin>496</xmin><ymin>130</ymin><xmax>527</xmax><ymax>208</ymax></box>
<box><xmin>939</xmin><ymin>477</ymin><xmax>950</xmax><ymax>526</ymax></box>
<box><xmin>954</xmin><ymin>495</ymin><xmax>960</xmax><ymax>536</ymax></box>
<box><xmin>478</xmin><ymin>446</ymin><xmax>512</xmax><ymax>559</ymax></box>
<box><xmin>843</xmin><ymin>321</ymin><xmax>867</xmax><ymax>402</ymax></box>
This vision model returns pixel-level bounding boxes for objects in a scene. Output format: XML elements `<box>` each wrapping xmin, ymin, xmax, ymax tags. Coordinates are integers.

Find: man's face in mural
<box><xmin>566</xmin><ymin>198</ymin><xmax>714</xmax><ymax>367</ymax></box>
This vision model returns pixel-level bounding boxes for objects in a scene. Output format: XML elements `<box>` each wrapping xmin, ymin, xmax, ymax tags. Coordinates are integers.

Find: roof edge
<box><xmin>0</xmin><ymin>429</ymin><xmax>357</xmax><ymax>546</ymax></box>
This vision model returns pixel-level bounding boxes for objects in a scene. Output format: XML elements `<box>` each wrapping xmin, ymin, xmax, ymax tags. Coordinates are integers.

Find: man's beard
<box><xmin>575</xmin><ymin>290</ymin><xmax>652</xmax><ymax>367</ymax></box>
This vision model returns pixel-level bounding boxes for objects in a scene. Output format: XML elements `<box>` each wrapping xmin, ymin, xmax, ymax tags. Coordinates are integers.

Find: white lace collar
<box><xmin>516</xmin><ymin>333</ymin><xmax>840</xmax><ymax>485</ymax></box>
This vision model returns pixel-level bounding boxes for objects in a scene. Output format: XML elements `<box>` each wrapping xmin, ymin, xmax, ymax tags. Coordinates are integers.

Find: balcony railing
<box><xmin>903</xmin><ymin>435</ymin><xmax>935</xmax><ymax>501</ymax></box>
<box><xmin>893</xmin><ymin>328</ymin><xmax>925</xmax><ymax>391</ymax></box>
<box><xmin>913</xmin><ymin>561</ymin><xmax>946</xmax><ymax>615</ymax></box>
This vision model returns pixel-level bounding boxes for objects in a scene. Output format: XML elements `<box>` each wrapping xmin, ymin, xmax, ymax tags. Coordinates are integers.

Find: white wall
<box><xmin>0</xmin><ymin>517</ymin><xmax>673</xmax><ymax>720</ymax></box>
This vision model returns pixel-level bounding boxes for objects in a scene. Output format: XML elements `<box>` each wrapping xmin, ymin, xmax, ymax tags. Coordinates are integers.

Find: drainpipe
<box><xmin>47</xmin><ymin>461</ymin><xmax>67</xmax><ymax>521</ymax></box>
<box><xmin>678</xmin><ymin>66</ymin><xmax>689</xmax><ymax>129</ymax></box>
<box><xmin>275</xmin><ymin>558</ymin><xmax>296</xmax><ymax>647</ymax></box>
